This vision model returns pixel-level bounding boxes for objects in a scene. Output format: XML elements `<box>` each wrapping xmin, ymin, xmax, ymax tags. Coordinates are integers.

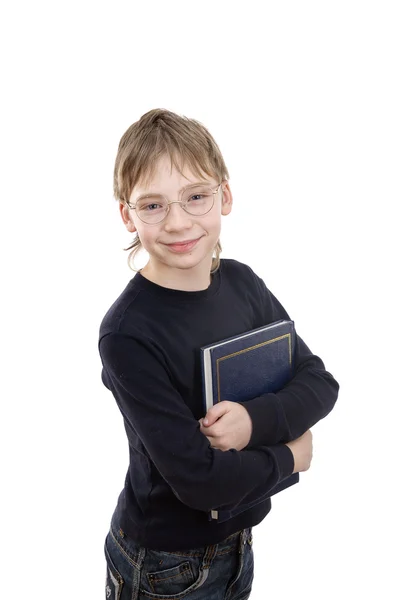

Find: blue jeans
<box><xmin>104</xmin><ymin>514</ymin><xmax>254</xmax><ymax>600</ymax></box>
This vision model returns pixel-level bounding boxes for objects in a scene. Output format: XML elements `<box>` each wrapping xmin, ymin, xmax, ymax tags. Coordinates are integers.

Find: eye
<box><xmin>136</xmin><ymin>196</ymin><xmax>165</xmax><ymax>212</ymax></box>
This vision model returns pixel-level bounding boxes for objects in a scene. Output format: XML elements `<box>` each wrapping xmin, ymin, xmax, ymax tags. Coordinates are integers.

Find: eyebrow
<box><xmin>135</xmin><ymin>181</ymin><xmax>210</xmax><ymax>201</ymax></box>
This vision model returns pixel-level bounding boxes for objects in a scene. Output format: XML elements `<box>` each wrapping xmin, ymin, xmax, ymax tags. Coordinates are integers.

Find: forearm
<box><xmin>243</xmin><ymin>336</ymin><xmax>339</xmax><ymax>447</ymax></box>
<box><xmin>167</xmin><ymin>441</ymin><xmax>294</xmax><ymax>512</ymax></box>
<box><xmin>100</xmin><ymin>332</ymin><xmax>295</xmax><ymax>513</ymax></box>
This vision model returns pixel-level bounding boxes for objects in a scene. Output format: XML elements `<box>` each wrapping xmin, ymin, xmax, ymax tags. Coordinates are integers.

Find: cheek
<box><xmin>137</xmin><ymin>227</ymin><xmax>158</xmax><ymax>247</ymax></box>
<box><xmin>207</xmin><ymin>216</ymin><xmax>222</xmax><ymax>235</ymax></box>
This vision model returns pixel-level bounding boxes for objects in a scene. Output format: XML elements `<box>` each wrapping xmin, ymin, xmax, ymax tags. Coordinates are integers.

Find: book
<box><xmin>200</xmin><ymin>319</ymin><xmax>299</xmax><ymax>521</ymax></box>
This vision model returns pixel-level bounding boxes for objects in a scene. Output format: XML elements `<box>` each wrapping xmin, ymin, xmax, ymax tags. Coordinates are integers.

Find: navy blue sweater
<box><xmin>98</xmin><ymin>258</ymin><xmax>339</xmax><ymax>550</ymax></box>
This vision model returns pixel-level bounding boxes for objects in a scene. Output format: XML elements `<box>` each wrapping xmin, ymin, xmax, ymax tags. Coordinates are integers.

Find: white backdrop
<box><xmin>1</xmin><ymin>1</ymin><xmax>397</xmax><ymax>598</ymax></box>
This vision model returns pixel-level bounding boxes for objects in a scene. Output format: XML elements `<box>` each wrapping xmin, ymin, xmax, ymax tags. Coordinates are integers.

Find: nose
<box><xmin>163</xmin><ymin>201</ymin><xmax>193</xmax><ymax>231</ymax></box>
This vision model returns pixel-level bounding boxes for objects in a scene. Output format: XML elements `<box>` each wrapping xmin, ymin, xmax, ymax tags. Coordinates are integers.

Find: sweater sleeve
<box><xmin>242</xmin><ymin>270</ymin><xmax>340</xmax><ymax>448</ymax></box>
<box><xmin>99</xmin><ymin>331</ymin><xmax>294</xmax><ymax>513</ymax></box>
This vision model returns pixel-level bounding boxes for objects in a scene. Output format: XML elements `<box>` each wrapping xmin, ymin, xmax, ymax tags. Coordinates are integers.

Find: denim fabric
<box><xmin>104</xmin><ymin>513</ymin><xmax>254</xmax><ymax>600</ymax></box>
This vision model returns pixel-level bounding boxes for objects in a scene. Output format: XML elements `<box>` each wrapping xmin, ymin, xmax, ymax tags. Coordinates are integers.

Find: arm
<box><xmin>99</xmin><ymin>331</ymin><xmax>294</xmax><ymax>513</ymax></box>
<box><xmin>244</xmin><ymin>330</ymin><xmax>339</xmax><ymax>446</ymax></box>
<box><xmin>201</xmin><ymin>274</ymin><xmax>339</xmax><ymax>450</ymax></box>
<box><xmin>244</xmin><ymin>272</ymin><xmax>339</xmax><ymax>447</ymax></box>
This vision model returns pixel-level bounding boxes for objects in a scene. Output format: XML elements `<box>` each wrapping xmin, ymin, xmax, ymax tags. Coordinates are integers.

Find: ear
<box><xmin>119</xmin><ymin>202</ymin><xmax>137</xmax><ymax>233</ymax></box>
<box><xmin>220</xmin><ymin>181</ymin><xmax>233</xmax><ymax>216</ymax></box>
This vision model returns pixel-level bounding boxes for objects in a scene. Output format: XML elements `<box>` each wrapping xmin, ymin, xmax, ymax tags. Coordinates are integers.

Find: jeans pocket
<box><xmin>147</xmin><ymin>560</ymin><xmax>194</xmax><ymax>595</ymax></box>
<box><xmin>140</xmin><ymin>550</ymin><xmax>208</xmax><ymax>598</ymax></box>
<box><xmin>104</xmin><ymin>537</ymin><xmax>124</xmax><ymax>600</ymax></box>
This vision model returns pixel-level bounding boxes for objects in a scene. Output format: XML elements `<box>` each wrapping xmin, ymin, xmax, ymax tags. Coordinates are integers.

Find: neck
<box><xmin>140</xmin><ymin>259</ymin><xmax>213</xmax><ymax>292</ymax></box>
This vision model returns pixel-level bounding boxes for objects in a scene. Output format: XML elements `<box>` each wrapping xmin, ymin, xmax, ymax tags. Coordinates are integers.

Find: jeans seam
<box><xmin>109</xmin><ymin>527</ymin><xmax>141</xmax><ymax>569</ymax></box>
<box><xmin>149</xmin><ymin>563</ymin><xmax>192</xmax><ymax>584</ymax></box>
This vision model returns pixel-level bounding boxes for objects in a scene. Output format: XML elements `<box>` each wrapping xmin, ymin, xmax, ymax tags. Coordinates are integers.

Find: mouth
<box><xmin>164</xmin><ymin>237</ymin><xmax>202</xmax><ymax>252</ymax></box>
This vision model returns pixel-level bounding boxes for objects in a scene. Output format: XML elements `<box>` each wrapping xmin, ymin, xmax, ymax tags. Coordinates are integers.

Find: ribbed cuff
<box><xmin>241</xmin><ymin>394</ymin><xmax>287</xmax><ymax>448</ymax></box>
<box><xmin>264</xmin><ymin>442</ymin><xmax>295</xmax><ymax>480</ymax></box>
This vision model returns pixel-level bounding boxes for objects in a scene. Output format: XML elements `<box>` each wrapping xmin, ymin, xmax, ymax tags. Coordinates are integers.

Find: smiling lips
<box><xmin>165</xmin><ymin>238</ymin><xmax>201</xmax><ymax>252</ymax></box>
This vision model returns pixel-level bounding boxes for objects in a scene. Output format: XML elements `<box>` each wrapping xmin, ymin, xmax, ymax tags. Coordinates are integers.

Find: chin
<box><xmin>163</xmin><ymin>249</ymin><xmax>213</xmax><ymax>270</ymax></box>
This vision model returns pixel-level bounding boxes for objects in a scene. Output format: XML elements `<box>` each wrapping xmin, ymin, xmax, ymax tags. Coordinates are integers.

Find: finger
<box><xmin>200</xmin><ymin>421</ymin><xmax>218</xmax><ymax>439</ymax></box>
<box><xmin>204</xmin><ymin>401</ymin><xmax>229</xmax><ymax>426</ymax></box>
<box><xmin>200</xmin><ymin>421</ymin><xmax>220</xmax><ymax>439</ymax></box>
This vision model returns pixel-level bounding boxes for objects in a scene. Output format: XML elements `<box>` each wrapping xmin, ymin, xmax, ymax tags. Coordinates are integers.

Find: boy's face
<box><xmin>119</xmin><ymin>155</ymin><xmax>232</xmax><ymax>281</ymax></box>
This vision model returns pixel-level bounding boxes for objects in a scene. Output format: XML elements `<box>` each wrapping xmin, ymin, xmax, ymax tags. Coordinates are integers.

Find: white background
<box><xmin>1</xmin><ymin>1</ymin><xmax>397</xmax><ymax>598</ymax></box>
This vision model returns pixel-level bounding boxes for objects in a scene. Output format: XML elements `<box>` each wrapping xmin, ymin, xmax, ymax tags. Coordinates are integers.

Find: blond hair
<box><xmin>113</xmin><ymin>109</ymin><xmax>230</xmax><ymax>273</ymax></box>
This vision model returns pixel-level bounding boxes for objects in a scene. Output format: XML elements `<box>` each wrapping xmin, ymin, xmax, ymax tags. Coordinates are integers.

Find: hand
<box><xmin>285</xmin><ymin>430</ymin><xmax>313</xmax><ymax>473</ymax></box>
<box><xmin>199</xmin><ymin>401</ymin><xmax>253</xmax><ymax>451</ymax></box>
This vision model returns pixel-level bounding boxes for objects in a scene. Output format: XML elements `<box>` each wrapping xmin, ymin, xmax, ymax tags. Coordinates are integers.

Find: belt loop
<box><xmin>136</xmin><ymin>546</ymin><xmax>146</xmax><ymax>570</ymax></box>
<box><xmin>239</xmin><ymin>528</ymin><xmax>251</xmax><ymax>554</ymax></box>
<box><xmin>202</xmin><ymin>543</ymin><xmax>218</xmax><ymax>570</ymax></box>
<box><xmin>238</xmin><ymin>530</ymin><xmax>245</xmax><ymax>554</ymax></box>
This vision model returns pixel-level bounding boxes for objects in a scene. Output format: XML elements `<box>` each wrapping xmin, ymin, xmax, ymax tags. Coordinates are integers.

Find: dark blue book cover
<box><xmin>200</xmin><ymin>319</ymin><xmax>299</xmax><ymax>521</ymax></box>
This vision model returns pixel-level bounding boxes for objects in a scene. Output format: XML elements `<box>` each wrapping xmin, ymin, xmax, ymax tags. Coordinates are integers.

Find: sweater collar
<box><xmin>132</xmin><ymin>261</ymin><xmax>222</xmax><ymax>302</ymax></box>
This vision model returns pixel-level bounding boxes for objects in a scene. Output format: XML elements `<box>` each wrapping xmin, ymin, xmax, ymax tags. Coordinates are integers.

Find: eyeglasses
<box><xmin>127</xmin><ymin>182</ymin><xmax>222</xmax><ymax>225</ymax></box>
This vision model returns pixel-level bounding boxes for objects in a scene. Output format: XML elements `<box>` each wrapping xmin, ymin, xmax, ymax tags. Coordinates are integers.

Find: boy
<box><xmin>99</xmin><ymin>109</ymin><xmax>339</xmax><ymax>599</ymax></box>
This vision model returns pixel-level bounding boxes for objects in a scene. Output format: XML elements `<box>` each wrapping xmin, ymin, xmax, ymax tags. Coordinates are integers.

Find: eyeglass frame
<box><xmin>126</xmin><ymin>182</ymin><xmax>223</xmax><ymax>224</ymax></box>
